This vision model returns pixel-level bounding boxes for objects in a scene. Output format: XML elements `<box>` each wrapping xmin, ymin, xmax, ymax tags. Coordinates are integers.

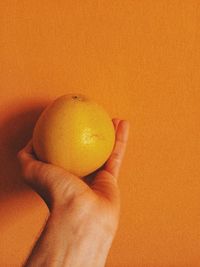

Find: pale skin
<box><xmin>17</xmin><ymin>119</ymin><xmax>130</xmax><ymax>267</ymax></box>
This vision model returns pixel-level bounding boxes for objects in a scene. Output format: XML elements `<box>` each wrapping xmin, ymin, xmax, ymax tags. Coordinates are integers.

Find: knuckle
<box><xmin>111</xmin><ymin>152</ymin><xmax>121</xmax><ymax>161</ymax></box>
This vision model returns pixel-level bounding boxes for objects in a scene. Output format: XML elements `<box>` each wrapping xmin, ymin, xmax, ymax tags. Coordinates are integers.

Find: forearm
<box><xmin>24</xmin><ymin>209</ymin><xmax>114</xmax><ymax>267</ymax></box>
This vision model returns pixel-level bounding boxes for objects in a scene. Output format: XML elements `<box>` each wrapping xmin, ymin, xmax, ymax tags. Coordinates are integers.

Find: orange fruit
<box><xmin>32</xmin><ymin>94</ymin><xmax>115</xmax><ymax>177</ymax></box>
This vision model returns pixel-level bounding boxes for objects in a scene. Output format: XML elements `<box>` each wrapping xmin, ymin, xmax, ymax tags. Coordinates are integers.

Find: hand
<box><xmin>18</xmin><ymin>119</ymin><xmax>129</xmax><ymax>267</ymax></box>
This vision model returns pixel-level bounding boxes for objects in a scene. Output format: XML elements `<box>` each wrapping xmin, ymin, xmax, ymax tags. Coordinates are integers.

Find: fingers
<box><xmin>18</xmin><ymin>139</ymin><xmax>36</xmax><ymax>162</ymax></box>
<box><xmin>17</xmin><ymin>140</ymin><xmax>87</xmax><ymax>209</ymax></box>
<box><xmin>23</xmin><ymin>139</ymin><xmax>34</xmax><ymax>154</ymax></box>
<box><xmin>104</xmin><ymin>119</ymin><xmax>130</xmax><ymax>178</ymax></box>
<box><xmin>112</xmin><ymin>118</ymin><xmax>120</xmax><ymax>131</ymax></box>
<box><xmin>18</xmin><ymin>142</ymin><xmax>61</xmax><ymax>207</ymax></box>
<box><xmin>17</xmin><ymin>140</ymin><xmax>54</xmax><ymax>190</ymax></box>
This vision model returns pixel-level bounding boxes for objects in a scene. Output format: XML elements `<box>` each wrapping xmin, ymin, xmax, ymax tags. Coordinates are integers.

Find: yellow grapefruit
<box><xmin>32</xmin><ymin>94</ymin><xmax>115</xmax><ymax>177</ymax></box>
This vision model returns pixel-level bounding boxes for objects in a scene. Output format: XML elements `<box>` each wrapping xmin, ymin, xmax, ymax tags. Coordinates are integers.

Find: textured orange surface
<box><xmin>0</xmin><ymin>1</ymin><xmax>200</xmax><ymax>266</ymax></box>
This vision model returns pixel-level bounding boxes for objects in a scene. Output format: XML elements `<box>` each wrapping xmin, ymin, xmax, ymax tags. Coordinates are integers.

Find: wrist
<box><xmin>48</xmin><ymin>209</ymin><xmax>115</xmax><ymax>267</ymax></box>
<box><xmin>25</xmin><ymin>207</ymin><xmax>115</xmax><ymax>267</ymax></box>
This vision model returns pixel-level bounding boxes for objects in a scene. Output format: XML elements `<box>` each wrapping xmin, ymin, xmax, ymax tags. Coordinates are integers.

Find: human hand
<box><xmin>18</xmin><ymin>119</ymin><xmax>129</xmax><ymax>267</ymax></box>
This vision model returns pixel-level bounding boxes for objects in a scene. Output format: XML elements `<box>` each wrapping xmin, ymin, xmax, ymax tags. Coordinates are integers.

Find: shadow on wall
<box><xmin>0</xmin><ymin>99</ymin><xmax>50</xmax><ymax>198</ymax></box>
<box><xmin>0</xmin><ymin>99</ymin><xmax>52</xmax><ymax>266</ymax></box>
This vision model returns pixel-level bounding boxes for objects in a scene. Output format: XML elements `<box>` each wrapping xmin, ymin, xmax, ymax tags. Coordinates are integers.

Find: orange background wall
<box><xmin>0</xmin><ymin>1</ymin><xmax>200</xmax><ymax>266</ymax></box>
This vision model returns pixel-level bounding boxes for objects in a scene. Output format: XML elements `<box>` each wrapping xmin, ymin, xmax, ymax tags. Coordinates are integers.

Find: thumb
<box><xmin>17</xmin><ymin>140</ymin><xmax>87</xmax><ymax>209</ymax></box>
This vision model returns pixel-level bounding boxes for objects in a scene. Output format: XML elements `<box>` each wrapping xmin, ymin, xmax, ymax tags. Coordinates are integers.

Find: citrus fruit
<box><xmin>32</xmin><ymin>94</ymin><xmax>115</xmax><ymax>177</ymax></box>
